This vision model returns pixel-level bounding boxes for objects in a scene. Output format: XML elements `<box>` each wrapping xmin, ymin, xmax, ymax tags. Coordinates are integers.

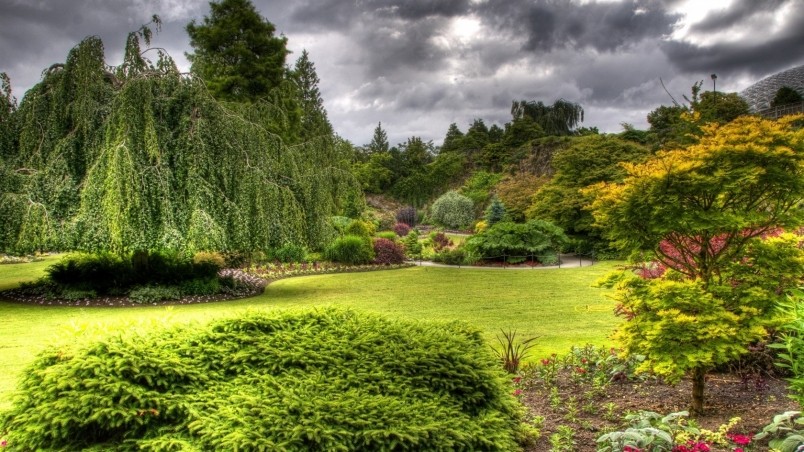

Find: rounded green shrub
<box><xmin>430</xmin><ymin>190</ymin><xmax>475</xmax><ymax>229</ymax></box>
<box><xmin>345</xmin><ymin>220</ymin><xmax>375</xmax><ymax>238</ymax></box>
<box><xmin>325</xmin><ymin>235</ymin><xmax>375</xmax><ymax>265</ymax></box>
<box><xmin>1</xmin><ymin>309</ymin><xmax>527</xmax><ymax>450</ymax></box>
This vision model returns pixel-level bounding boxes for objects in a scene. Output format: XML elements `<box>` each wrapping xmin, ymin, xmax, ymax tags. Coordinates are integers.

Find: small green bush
<box><xmin>430</xmin><ymin>190</ymin><xmax>475</xmax><ymax>229</ymax></box>
<box><xmin>432</xmin><ymin>248</ymin><xmax>468</xmax><ymax>266</ymax></box>
<box><xmin>1</xmin><ymin>309</ymin><xmax>527</xmax><ymax>450</ymax></box>
<box><xmin>129</xmin><ymin>286</ymin><xmax>182</xmax><ymax>303</ymax></box>
<box><xmin>375</xmin><ymin>231</ymin><xmax>397</xmax><ymax>241</ymax></box>
<box><xmin>179</xmin><ymin>277</ymin><xmax>221</xmax><ymax>296</ymax></box>
<box><xmin>271</xmin><ymin>243</ymin><xmax>307</xmax><ymax>263</ymax></box>
<box><xmin>325</xmin><ymin>235</ymin><xmax>375</xmax><ymax>265</ymax></box>
<box><xmin>403</xmin><ymin>230</ymin><xmax>422</xmax><ymax>258</ymax></box>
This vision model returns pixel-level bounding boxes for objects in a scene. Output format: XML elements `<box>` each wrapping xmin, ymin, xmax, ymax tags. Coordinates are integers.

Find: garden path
<box><xmin>411</xmin><ymin>253</ymin><xmax>595</xmax><ymax>270</ymax></box>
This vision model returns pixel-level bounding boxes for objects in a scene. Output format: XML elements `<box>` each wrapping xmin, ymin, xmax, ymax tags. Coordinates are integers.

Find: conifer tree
<box><xmin>186</xmin><ymin>0</ymin><xmax>288</xmax><ymax>102</ymax></box>
<box><xmin>293</xmin><ymin>50</ymin><xmax>333</xmax><ymax>140</ymax></box>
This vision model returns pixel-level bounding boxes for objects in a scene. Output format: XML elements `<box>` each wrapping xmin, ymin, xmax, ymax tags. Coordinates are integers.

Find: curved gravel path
<box><xmin>410</xmin><ymin>253</ymin><xmax>595</xmax><ymax>270</ymax></box>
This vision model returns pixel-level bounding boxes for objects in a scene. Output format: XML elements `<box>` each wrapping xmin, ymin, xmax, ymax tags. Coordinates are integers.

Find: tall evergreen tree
<box><xmin>367</xmin><ymin>122</ymin><xmax>390</xmax><ymax>155</ymax></box>
<box><xmin>440</xmin><ymin>123</ymin><xmax>464</xmax><ymax>154</ymax></box>
<box><xmin>186</xmin><ymin>0</ymin><xmax>288</xmax><ymax>102</ymax></box>
<box><xmin>293</xmin><ymin>50</ymin><xmax>333</xmax><ymax>140</ymax></box>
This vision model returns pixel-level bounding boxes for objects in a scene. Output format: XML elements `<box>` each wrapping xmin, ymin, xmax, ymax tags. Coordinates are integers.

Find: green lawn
<box><xmin>0</xmin><ymin>258</ymin><xmax>622</xmax><ymax>410</ymax></box>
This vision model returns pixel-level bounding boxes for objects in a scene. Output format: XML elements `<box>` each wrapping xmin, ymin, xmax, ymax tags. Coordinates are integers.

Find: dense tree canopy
<box><xmin>186</xmin><ymin>0</ymin><xmax>288</xmax><ymax>102</ymax></box>
<box><xmin>527</xmin><ymin>135</ymin><xmax>650</xmax><ymax>253</ymax></box>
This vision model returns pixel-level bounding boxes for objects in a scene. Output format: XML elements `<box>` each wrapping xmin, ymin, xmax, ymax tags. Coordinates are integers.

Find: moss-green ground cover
<box><xmin>0</xmin><ymin>258</ymin><xmax>621</xmax><ymax>410</ymax></box>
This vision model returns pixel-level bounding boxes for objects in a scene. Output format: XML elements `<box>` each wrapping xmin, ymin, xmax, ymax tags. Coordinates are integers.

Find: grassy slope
<box><xmin>0</xmin><ymin>259</ymin><xmax>621</xmax><ymax>410</ymax></box>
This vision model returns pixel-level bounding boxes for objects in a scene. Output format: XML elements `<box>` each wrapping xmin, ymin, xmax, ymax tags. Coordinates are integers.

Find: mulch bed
<box><xmin>522</xmin><ymin>370</ymin><xmax>798</xmax><ymax>451</ymax></box>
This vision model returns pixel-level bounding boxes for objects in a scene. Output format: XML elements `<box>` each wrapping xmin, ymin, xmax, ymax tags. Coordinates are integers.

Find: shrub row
<box><xmin>44</xmin><ymin>251</ymin><xmax>223</xmax><ymax>295</ymax></box>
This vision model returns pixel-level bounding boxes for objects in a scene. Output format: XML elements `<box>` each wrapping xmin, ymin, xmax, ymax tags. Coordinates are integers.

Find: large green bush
<box><xmin>430</xmin><ymin>190</ymin><xmax>475</xmax><ymax>229</ymax></box>
<box><xmin>1</xmin><ymin>309</ymin><xmax>527</xmax><ymax>450</ymax></box>
<box><xmin>324</xmin><ymin>235</ymin><xmax>375</xmax><ymax>265</ymax></box>
<box><xmin>466</xmin><ymin>220</ymin><xmax>569</xmax><ymax>263</ymax></box>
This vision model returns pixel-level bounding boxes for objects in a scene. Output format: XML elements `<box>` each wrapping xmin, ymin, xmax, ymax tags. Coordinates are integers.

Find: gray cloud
<box><xmin>689</xmin><ymin>0</ymin><xmax>789</xmax><ymax>33</ymax></box>
<box><xmin>663</xmin><ymin>2</ymin><xmax>804</xmax><ymax>78</ymax></box>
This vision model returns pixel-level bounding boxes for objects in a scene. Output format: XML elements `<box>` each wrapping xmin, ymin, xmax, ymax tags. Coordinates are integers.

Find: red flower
<box><xmin>512</xmin><ymin>376</ymin><xmax>522</xmax><ymax>384</ymax></box>
<box><xmin>541</xmin><ymin>359</ymin><xmax>551</xmax><ymax>366</ymax></box>
<box><xmin>623</xmin><ymin>445</ymin><xmax>641</xmax><ymax>452</ymax></box>
<box><xmin>576</xmin><ymin>367</ymin><xmax>587</xmax><ymax>374</ymax></box>
<box><xmin>727</xmin><ymin>433</ymin><xmax>752</xmax><ymax>446</ymax></box>
<box><xmin>512</xmin><ymin>389</ymin><xmax>523</xmax><ymax>396</ymax></box>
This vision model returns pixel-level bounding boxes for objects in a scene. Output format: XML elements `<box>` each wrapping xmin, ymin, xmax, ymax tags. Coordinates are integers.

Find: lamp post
<box><xmin>711</xmin><ymin>73</ymin><xmax>717</xmax><ymax>119</ymax></box>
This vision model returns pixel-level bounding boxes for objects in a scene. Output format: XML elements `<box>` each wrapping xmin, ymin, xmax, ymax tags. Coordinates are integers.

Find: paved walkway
<box><xmin>410</xmin><ymin>253</ymin><xmax>595</xmax><ymax>270</ymax></box>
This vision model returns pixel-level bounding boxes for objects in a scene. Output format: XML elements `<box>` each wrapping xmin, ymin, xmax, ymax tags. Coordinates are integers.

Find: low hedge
<box><xmin>1</xmin><ymin>309</ymin><xmax>527</xmax><ymax>450</ymax></box>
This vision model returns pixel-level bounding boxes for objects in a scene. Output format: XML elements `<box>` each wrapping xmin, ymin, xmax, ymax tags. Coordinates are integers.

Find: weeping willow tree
<box><xmin>0</xmin><ymin>21</ymin><xmax>358</xmax><ymax>256</ymax></box>
<box><xmin>511</xmin><ymin>99</ymin><xmax>584</xmax><ymax>136</ymax></box>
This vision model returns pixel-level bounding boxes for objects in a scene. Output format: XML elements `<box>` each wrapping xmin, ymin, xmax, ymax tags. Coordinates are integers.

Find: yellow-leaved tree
<box><xmin>587</xmin><ymin>114</ymin><xmax>804</xmax><ymax>415</ymax></box>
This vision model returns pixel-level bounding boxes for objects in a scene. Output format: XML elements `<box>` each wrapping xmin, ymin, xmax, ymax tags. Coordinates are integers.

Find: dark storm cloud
<box><xmin>288</xmin><ymin>0</ymin><xmax>470</xmax><ymax>30</ymax></box>
<box><xmin>663</xmin><ymin>2</ymin><xmax>804</xmax><ymax>77</ymax></box>
<box><xmin>476</xmin><ymin>0</ymin><xmax>681</xmax><ymax>53</ymax></box>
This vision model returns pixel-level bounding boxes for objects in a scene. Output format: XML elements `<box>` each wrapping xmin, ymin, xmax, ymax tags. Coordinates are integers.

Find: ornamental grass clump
<box><xmin>0</xmin><ymin>309</ymin><xmax>528</xmax><ymax>450</ymax></box>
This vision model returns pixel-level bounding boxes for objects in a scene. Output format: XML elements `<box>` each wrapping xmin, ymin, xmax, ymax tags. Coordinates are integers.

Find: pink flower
<box><xmin>734</xmin><ymin>448</ymin><xmax>743</xmax><ymax>452</ymax></box>
<box><xmin>623</xmin><ymin>446</ymin><xmax>642</xmax><ymax>452</ymax></box>
<box><xmin>513</xmin><ymin>389</ymin><xmax>523</xmax><ymax>396</ymax></box>
<box><xmin>1</xmin><ymin>440</ymin><xmax>6</xmax><ymax>447</ymax></box>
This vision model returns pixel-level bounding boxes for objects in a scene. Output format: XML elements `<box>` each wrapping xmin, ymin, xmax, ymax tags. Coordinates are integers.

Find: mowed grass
<box><xmin>0</xmin><ymin>258</ymin><xmax>622</xmax><ymax>410</ymax></box>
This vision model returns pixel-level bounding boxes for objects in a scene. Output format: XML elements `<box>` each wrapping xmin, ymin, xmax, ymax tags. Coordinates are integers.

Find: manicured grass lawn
<box><xmin>0</xmin><ymin>258</ymin><xmax>621</xmax><ymax>410</ymax></box>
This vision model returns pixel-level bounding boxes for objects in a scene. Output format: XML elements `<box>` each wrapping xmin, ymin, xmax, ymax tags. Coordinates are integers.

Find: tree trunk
<box><xmin>691</xmin><ymin>367</ymin><xmax>706</xmax><ymax>416</ymax></box>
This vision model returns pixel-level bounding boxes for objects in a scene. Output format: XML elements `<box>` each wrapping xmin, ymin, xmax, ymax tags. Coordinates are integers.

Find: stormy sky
<box><xmin>1</xmin><ymin>0</ymin><xmax>803</xmax><ymax>146</ymax></box>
